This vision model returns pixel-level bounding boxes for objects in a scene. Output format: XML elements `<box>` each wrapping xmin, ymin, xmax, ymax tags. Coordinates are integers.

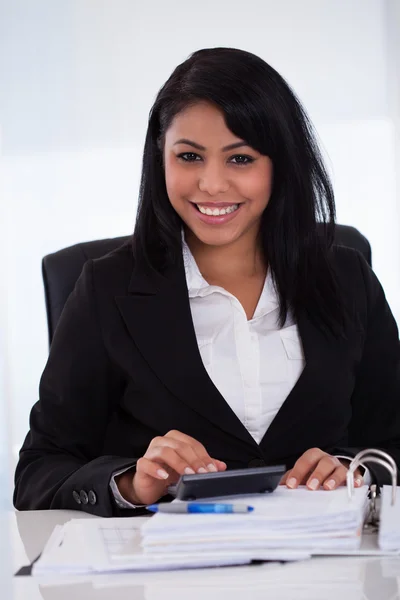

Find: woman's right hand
<box><xmin>116</xmin><ymin>430</ymin><xmax>227</xmax><ymax>506</ymax></box>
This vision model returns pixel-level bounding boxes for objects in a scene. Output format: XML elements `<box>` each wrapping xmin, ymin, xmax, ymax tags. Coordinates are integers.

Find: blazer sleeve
<box><xmin>13</xmin><ymin>260</ymin><xmax>146</xmax><ymax>517</ymax></box>
<box><xmin>331</xmin><ymin>252</ymin><xmax>400</xmax><ymax>485</ymax></box>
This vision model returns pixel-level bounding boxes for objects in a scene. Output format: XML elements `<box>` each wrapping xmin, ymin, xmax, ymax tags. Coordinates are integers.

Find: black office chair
<box><xmin>42</xmin><ymin>225</ymin><xmax>372</xmax><ymax>347</ymax></box>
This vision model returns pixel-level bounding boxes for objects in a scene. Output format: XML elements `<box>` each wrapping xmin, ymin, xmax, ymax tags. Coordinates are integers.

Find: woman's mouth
<box><xmin>190</xmin><ymin>202</ymin><xmax>242</xmax><ymax>224</ymax></box>
<box><xmin>196</xmin><ymin>203</ymin><xmax>239</xmax><ymax>216</ymax></box>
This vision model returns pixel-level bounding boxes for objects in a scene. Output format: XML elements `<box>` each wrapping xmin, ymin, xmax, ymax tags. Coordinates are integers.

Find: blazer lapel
<box><xmin>115</xmin><ymin>251</ymin><xmax>257</xmax><ymax>448</ymax></box>
<box><xmin>258</xmin><ymin>309</ymin><xmax>350</xmax><ymax>458</ymax></box>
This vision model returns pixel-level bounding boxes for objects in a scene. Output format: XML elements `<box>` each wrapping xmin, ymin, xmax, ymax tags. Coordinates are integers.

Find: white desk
<box><xmin>5</xmin><ymin>509</ymin><xmax>400</xmax><ymax>600</ymax></box>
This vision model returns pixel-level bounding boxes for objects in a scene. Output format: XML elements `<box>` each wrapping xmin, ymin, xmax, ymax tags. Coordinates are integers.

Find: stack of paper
<box><xmin>31</xmin><ymin>486</ymin><xmax>380</xmax><ymax>575</ymax></box>
<box><xmin>379</xmin><ymin>485</ymin><xmax>400</xmax><ymax>551</ymax></box>
<box><xmin>31</xmin><ymin>516</ymin><xmax>310</xmax><ymax>576</ymax></box>
<box><xmin>141</xmin><ymin>486</ymin><xmax>370</xmax><ymax>555</ymax></box>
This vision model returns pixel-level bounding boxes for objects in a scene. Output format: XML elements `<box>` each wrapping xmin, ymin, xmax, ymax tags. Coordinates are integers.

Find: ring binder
<box><xmin>347</xmin><ymin>449</ymin><xmax>397</xmax><ymax>509</ymax></box>
<box><xmin>367</xmin><ymin>483</ymin><xmax>379</xmax><ymax>529</ymax></box>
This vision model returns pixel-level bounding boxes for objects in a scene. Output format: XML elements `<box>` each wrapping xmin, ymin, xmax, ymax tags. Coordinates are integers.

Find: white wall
<box><xmin>0</xmin><ymin>127</ymin><xmax>12</xmax><ymax>594</ymax></box>
<box><xmin>1</xmin><ymin>0</ymin><xmax>400</xmax><ymax>472</ymax></box>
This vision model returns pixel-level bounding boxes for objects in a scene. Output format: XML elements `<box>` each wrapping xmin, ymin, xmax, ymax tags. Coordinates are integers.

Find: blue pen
<box><xmin>146</xmin><ymin>502</ymin><xmax>254</xmax><ymax>514</ymax></box>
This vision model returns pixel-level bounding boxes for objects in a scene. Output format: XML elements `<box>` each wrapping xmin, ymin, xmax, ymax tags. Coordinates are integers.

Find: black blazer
<box><xmin>14</xmin><ymin>241</ymin><xmax>400</xmax><ymax>517</ymax></box>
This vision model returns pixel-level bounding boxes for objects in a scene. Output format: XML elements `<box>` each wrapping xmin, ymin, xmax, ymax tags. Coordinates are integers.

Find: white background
<box><xmin>1</xmin><ymin>0</ymin><xmax>400</xmax><ymax>487</ymax></box>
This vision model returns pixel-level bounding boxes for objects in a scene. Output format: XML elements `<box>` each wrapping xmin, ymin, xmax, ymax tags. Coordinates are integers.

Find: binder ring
<box><xmin>349</xmin><ymin>448</ymin><xmax>397</xmax><ymax>475</ymax></box>
<box><xmin>346</xmin><ymin>449</ymin><xmax>397</xmax><ymax>506</ymax></box>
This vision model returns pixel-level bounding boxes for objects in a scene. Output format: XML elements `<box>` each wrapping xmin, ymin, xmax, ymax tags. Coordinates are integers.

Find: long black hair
<box><xmin>133</xmin><ymin>47</ymin><xmax>347</xmax><ymax>336</ymax></box>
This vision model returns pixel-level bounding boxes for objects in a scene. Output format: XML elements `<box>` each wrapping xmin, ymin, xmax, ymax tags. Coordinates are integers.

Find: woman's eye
<box><xmin>177</xmin><ymin>153</ymin><xmax>254</xmax><ymax>165</ymax></box>
<box><xmin>230</xmin><ymin>155</ymin><xmax>254</xmax><ymax>165</ymax></box>
<box><xmin>177</xmin><ymin>152</ymin><xmax>200</xmax><ymax>162</ymax></box>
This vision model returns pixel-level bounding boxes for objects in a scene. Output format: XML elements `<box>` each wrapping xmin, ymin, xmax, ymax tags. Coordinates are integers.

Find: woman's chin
<box><xmin>187</xmin><ymin>227</ymin><xmax>241</xmax><ymax>248</ymax></box>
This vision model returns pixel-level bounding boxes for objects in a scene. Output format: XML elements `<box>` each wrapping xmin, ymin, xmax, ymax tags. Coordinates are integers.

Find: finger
<box><xmin>136</xmin><ymin>456</ymin><xmax>171</xmax><ymax>481</ymax></box>
<box><xmin>321</xmin><ymin>464</ymin><xmax>349</xmax><ymax>490</ymax></box>
<box><xmin>336</xmin><ymin>459</ymin><xmax>364</xmax><ymax>487</ymax></box>
<box><xmin>354</xmin><ymin>468</ymin><xmax>364</xmax><ymax>487</ymax></box>
<box><xmin>214</xmin><ymin>459</ymin><xmax>227</xmax><ymax>471</ymax></box>
<box><xmin>306</xmin><ymin>456</ymin><xmax>343</xmax><ymax>490</ymax></box>
<box><xmin>326</xmin><ymin>468</ymin><xmax>365</xmax><ymax>489</ymax></box>
<box><xmin>164</xmin><ymin>430</ymin><xmax>219</xmax><ymax>471</ymax></box>
<box><xmin>286</xmin><ymin>448</ymin><xmax>327</xmax><ymax>488</ymax></box>
<box><xmin>148</xmin><ymin>437</ymin><xmax>210</xmax><ymax>473</ymax></box>
<box><xmin>345</xmin><ymin>468</ymin><xmax>364</xmax><ymax>488</ymax></box>
<box><xmin>145</xmin><ymin>445</ymin><xmax>209</xmax><ymax>477</ymax></box>
<box><xmin>280</xmin><ymin>469</ymin><xmax>291</xmax><ymax>485</ymax></box>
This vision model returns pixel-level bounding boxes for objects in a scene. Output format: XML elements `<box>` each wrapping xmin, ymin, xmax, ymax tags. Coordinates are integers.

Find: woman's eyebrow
<box><xmin>173</xmin><ymin>138</ymin><xmax>250</xmax><ymax>152</ymax></box>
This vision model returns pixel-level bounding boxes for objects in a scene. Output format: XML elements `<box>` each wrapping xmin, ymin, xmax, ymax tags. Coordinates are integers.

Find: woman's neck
<box><xmin>185</xmin><ymin>230</ymin><xmax>266</xmax><ymax>282</ymax></box>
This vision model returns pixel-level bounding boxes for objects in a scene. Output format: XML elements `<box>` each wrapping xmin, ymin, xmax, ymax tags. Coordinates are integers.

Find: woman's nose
<box><xmin>198</xmin><ymin>163</ymin><xmax>230</xmax><ymax>196</ymax></box>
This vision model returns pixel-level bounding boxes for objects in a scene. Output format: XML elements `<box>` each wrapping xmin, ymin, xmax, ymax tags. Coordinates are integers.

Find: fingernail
<box><xmin>184</xmin><ymin>467</ymin><xmax>195</xmax><ymax>475</ymax></box>
<box><xmin>287</xmin><ymin>477</ymin><xmax>297</xmax><ymax>489</ymax></box>
<box><xmin>308</xmin><ymin>478</ymin><xmax>319</xmax><ymax>490</ymax></box>
<box><xmin>325</xmin><ymin>479</ymin><xmax>336</xmax><ymax>490</ymax></box>
<box><xmin>355</xmin><ymin>477</ymin><xmax>363</xmax><ymax>487</ymax></box>
<box><xmin>197</xmin><ymin>467</ymin><xmax>208</xmax><ymax>474</ymax></box>
<box><xmin>207</xmin><ymin>463</ymin><xmax>217</xmax><ymax>472</ymax></box>
<box><xmin>157</xmin><ymin>469</ymin><xmax>169</xmax><ymax>479</ymax></box>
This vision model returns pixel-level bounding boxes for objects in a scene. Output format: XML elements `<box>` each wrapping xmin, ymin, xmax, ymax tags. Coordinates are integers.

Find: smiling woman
<box><xmin>135</xmin><ymin>47</ymin><xmax>340</xmax><ymax>334</ymax></box>
<box><xmin>163</xmin><ymin>102</ymin><xmax>273</xmax><ymax>247</ymax></box>
<box><xmin>14</xmin><ymin>48</ymin><xmax>400</xmax><ymax>515</ymax></box>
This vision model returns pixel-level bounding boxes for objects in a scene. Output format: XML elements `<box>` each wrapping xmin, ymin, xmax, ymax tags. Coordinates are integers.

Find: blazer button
<box><xmin>72</xmin><ymin>490</ymin><xmax>81</xmax><ymax>504</ymax></box>
<box><xmin>80</xmin><ymin>490</ymin><xmax>89</xmax><ymax>505</ymax></box>
<box><xmin>88</xmin><ymin>490</ymin><xmax>97</xmax><ymax>505</ymax></box>
<box><xmin>248</xmin><ymin>458</ymin><xmax>267</xmax><ymax>468</ymax></box>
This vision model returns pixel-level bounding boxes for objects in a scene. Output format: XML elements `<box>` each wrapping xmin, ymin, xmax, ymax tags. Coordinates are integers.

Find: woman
<box><xmin>14</xmin><ymin>48</ymin><xmax>400</xmax><ymax>516</ymax></box>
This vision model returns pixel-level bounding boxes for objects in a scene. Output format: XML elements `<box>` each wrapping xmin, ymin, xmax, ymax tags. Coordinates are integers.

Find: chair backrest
<box><xmin>42</xmin><ymin>225</ymin><xmax>372</xmax><ymax>346</ymax></box>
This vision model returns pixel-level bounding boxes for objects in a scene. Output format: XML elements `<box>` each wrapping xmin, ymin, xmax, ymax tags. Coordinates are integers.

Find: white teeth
<box><xmin>197</xmin><ymin>204</ymin><xmax>239</xmax><ymax>216</ymax></box>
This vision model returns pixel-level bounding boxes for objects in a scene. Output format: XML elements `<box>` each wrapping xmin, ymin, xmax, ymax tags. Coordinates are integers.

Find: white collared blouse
<box><xmin>182</xmin><ymin>236</ymin><xmax>305</xmax><ymax>444</ymax></box>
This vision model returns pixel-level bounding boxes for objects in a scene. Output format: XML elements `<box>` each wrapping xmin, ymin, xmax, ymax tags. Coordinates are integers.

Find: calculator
<box><xmin>169</xmin><ymin>465</ymin><xmax>286</xmax><ymax>501</ymax></box>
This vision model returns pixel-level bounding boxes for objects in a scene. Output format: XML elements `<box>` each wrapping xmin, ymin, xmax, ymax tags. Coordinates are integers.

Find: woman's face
<box><xmin>163</xmin><ymin>101</ymin><xmax>273</xmax><ymax>249</ymax></box>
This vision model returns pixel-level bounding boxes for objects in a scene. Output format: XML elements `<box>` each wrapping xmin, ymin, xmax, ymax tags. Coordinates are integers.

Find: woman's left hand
<box><xmin>280</xmin><ymin>447</ymin><xmax>364</xmax><ymax>491</ymax></box>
